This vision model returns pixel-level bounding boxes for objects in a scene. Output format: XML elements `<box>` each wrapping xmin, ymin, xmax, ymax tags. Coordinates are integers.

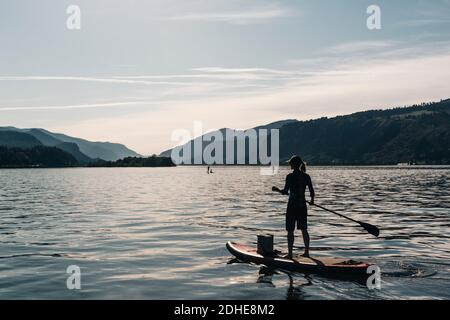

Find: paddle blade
<box><xmin>359</xmin><ymin>222</ymin><xmax>380</xmax><ymax>237</ymax></box>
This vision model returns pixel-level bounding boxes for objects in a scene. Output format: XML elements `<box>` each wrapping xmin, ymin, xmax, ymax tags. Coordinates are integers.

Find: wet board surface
<box><xmin>227</xmin><ymin>242</ymin><xmax>371</xmax><ymax>277</ymax></box>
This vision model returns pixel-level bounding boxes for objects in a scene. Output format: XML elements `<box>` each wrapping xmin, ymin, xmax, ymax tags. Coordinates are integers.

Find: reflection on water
<box><xmin>256</xmin><ymin>266</ymin><xmax>313</xmax><ymax>300</ymax></box>
<box><xmin>0</xmin><ymin>166</ymin><xmax>449</xmax><ymax>299</ymax></box>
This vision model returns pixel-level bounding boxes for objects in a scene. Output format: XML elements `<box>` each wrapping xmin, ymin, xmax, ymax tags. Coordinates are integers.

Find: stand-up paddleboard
<box><xmin>227</xmin><ymin>242</ymin><xmax>371</xmax><ymax>277</ymax></box>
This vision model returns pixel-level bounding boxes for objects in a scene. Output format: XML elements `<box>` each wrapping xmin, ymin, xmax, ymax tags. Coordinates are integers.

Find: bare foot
<box><xmin>283</xmin><ymin>254</ymin><xmax>293</xmax><ymax>259</ymax></box>
<box><xmin>301</xmin><ymin>252</ymin><xmax>310</xmax><ymax>258</ymax></box>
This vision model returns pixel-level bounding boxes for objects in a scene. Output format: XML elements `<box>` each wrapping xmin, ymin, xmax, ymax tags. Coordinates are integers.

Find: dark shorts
<box><xmin>286</xmin><ymin>200</ymin><xmax>308</xmax><ymax>231</ymax></box>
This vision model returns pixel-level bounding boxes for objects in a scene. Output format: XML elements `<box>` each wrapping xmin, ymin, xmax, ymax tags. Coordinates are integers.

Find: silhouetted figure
<box><xmin>207</xmin><ymin>166</ymin><xmax>210</xmax><ymax>174</ymax></box>
<box><xmin>273</xmin><ymin>155</ymin><xmax>315</xmax><ymax>259</ymax></box>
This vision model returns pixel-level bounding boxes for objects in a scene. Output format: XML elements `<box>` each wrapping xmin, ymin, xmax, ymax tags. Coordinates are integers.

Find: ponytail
<box><xmin>300</xmin><ymin>161</ymin><xmax>306</xmax><ymax>173</ymax></box>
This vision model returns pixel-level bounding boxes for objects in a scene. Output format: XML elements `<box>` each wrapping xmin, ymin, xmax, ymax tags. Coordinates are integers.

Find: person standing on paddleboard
<box><xmin>273</xmin><ymin>155</ymin><xmax>315</xmax><ymax>259</ymax></box>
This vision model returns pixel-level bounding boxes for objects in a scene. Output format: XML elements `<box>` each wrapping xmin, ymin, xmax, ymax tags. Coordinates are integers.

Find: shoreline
<box><xmin>1</xmin><ymin>164</ymin><xmax>449</xmax><ymax>170</ymax></box>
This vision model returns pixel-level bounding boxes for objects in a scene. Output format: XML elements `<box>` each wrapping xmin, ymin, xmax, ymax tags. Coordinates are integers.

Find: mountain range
<box><xmin>0</xmin><ymin>127</ymin><xmax>141</xmax><ymax>163</ymax></box>
<box><xmin>160</xmin><ymin>99</ymin><xmax>450</xmax><ymax>165</ymax></box>
<box><xmin>2</xmin><ymin>99</ymin><xmax>449</xmax><ymax>167</ymax></box>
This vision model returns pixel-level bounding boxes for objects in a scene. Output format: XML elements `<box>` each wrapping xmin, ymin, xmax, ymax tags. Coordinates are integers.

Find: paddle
<box><xmin>271</xmin><ymin>186</ymin><xmax>380</xmax><ymax>237</ymax></box>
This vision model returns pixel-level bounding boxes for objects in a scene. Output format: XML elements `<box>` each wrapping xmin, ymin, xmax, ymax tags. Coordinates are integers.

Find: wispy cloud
<box><xmin>114</xmin><ymin>68</ymin><xmax>308</xmax><ymax>83</ymax></box>
<box><xmin>325</xmin><ymin>41</ymin><xmax>399</xmax><ymax>54</ymax></box>
<box><xmin>192</xmin><ymin>67</ymin><xmax>298</xmax><ymax>75</ymax></box>
<box><xmin>166</xmin><ymin>6</ymin><xmax>294</xmax><ymax>24</ymax></box>
<box><xmin>0</xmin><ymin>101</ymin><xmax>162</xmax><ymax>112</ymax></box>
<box><xmin>0</xmin><ymin>76</ymin><xmax>197</xmax><ymax>86</ymax></box>
<box><xmin>287</xmin><ymin>39</ymin><xmax>450</xmax><ymax>72</ymax></box>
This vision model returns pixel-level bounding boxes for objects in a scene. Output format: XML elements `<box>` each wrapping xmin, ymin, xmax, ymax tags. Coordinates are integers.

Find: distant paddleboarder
<box><xmin>273</xmin><ymin>155</ymin><xmax>315</xmax><ymax>259</ymax></box>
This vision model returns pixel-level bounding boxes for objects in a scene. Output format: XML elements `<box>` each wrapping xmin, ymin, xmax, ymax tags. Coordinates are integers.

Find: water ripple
<box><xmin>0</xmin><ymin>166</ymin><xmax>449</xmax><ymax>299</ymax></box>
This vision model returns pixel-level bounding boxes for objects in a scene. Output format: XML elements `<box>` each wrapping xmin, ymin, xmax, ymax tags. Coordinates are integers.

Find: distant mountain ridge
<box><xmin>0</xmin><ymin>131</ymin><xmax>43</xmax><ymax>148</ymax></box>
<box><xmin>160</xmin><ymin>99</ymin><xmax>450</xmax><ymax>165</ymax></box>
<box><xmin>159</xmin><ymin>119</ymin><xmax>298</xmax><ymax>159</ymax></box>
<box><xmin>0</xmin><ymin>127</ymin><xmax>141</xmax><ymax>162</ymax></box>
<box><xmin>38</xmin><ymin>129</ymin><xmax>141</xmax><ymax>161</ymax></box>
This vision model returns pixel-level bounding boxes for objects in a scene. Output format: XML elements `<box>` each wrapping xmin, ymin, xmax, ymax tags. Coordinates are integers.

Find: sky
<box><xmin>1</xmin><ymin>0</ymin><xmax>450</xmax><ymax>155</ymax></box>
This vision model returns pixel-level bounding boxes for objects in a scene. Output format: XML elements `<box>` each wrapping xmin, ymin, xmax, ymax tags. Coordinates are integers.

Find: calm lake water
<box><xmin>0</xmin><ymin>166</ymin><xmax>449</xmax><ymax>300</ymax></box>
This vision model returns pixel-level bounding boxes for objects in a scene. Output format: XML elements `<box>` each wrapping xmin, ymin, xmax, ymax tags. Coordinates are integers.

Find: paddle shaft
<box><xmin>307</xmin><ymin>202</ymin><xmax>359</xmax><ymax>224</ymax></box>
<box><xmin>273</xmin><ymin>186</ymin><xmax>360</xmax><ymax>224</ymax></box>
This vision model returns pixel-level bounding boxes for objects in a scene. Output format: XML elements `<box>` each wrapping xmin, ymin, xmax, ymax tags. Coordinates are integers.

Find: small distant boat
<box><xmin>397</xmin><ymin>161</ymin><xmax>416</xmax><ymax>166</ymax></box>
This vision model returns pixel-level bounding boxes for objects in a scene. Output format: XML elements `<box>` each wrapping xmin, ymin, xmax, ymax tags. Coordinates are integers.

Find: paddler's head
<box><xmin>287</xmin><ymin>155</ymin><xmax>306</xmax><ymax>172</ymax></box>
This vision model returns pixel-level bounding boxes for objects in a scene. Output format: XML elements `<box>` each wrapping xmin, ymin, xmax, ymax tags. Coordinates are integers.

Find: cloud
<box><xmin>0</xmin><ymin>76</ymin><xmax>198</xmax><ymax>86</ymax></box>
<box><xmin>166</xmin><ymin>6</ymin><xmax>294</xmax><ymax>24</ymax></box>
<box><xmin>191</xmin><ymin>67</ymin><xmax>301</xmax><ymax>75</ymax></box>
<box><xmin>0</xmin><ymin>101</ymin><xmax>162</xmax><ymax>112</ymax></box>
<box><xmin>114</xmin><ymin>68</ymin><xmax>310</xmax><ymax>83</ymax></box>
<box><xmin>325</xmin><ymin>41</ymin><xmax>399</xmax><ymax>54</ymax></box>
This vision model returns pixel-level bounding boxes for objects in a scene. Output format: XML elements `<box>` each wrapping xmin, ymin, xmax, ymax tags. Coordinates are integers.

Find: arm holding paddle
<box><xmin>271</xmin><ymin>185</ymin><xmax>380</xmax><ymax>237</ymax></box>
<box><xmin>306</xmin><ymin>174</ymin><xmax>315</xmax><ymax>205</ymax></box>
<box><xmin>272</xmin><ymin>175</ymin><xmax>290</xmax><ymax>196</ymax></box>
<box><xmin>271</xmin><ymin>185</ymin><xmax>315</xmax><ymax>205</ymax></box>
<box><xmin>272</xmin><ymin>186</ymin><xmax>288</xmax><ymax>196</ymax></box>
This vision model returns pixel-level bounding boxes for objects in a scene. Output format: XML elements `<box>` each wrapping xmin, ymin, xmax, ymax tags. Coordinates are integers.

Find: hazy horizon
<box><xmin>1</xmin><ymin>0</ymin><xmax>450</xmax><ymax>154</ymax></box>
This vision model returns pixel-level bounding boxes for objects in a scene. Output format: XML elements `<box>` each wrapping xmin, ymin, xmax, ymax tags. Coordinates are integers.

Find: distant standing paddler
<box><xmin>272</xmin><ymin>155</ymin><xmax>315</xmax><ymax>259</ymax></box>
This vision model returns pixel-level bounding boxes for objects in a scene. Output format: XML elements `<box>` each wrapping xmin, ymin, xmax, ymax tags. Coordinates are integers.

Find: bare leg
<box><xmin>287</xmin><ymin>231</ymin><xmax>294</xmax><ymax>259</ymax></box>
<box><xmin>301</xmin><ymin>229</ymin><xmax>310</xmax><ymax>257</ymax></box>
